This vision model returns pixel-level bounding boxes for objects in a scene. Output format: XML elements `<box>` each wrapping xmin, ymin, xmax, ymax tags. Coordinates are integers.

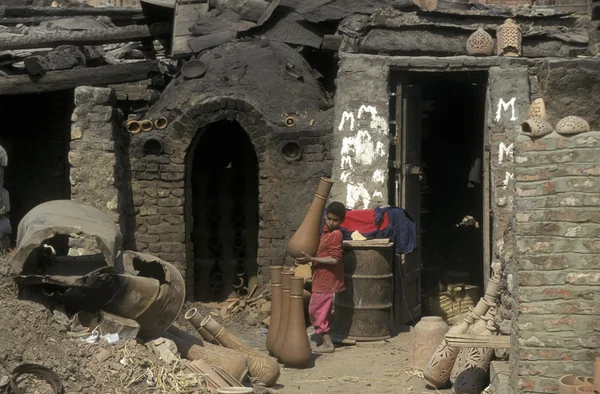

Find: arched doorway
<box><xmin>189</xmin><ymin>120</ymin><xmax>259</xmax><ymax>301</ymax></box>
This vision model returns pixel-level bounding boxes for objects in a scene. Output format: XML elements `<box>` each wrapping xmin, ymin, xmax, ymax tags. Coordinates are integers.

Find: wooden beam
<box><xmin>0</xmin><ymin>15</ymin><xmax>149</xmax><ymax>25</ymax></box>
<box><xmin>0</xmin><ymin>60</ymin><xmax>159</xmax><ymax>95</ymax></box>
<box><xmin>0</xmin><ymin>5</ymin><xmax>144</xmax><ymax>17</ymax></box>
<box><xmin>23</xmin><ymin>45</ymin><xmax>104</xmax><ymax>75</ymax></box>
<box><xmin>0</xmin><ymin>22</ymin><xmax>170</xmax><ymax>51</ymax></box>
<box><xmin>445</xmin><ymin>334</ymin><xmax>510</xmax><ymax>349</ymax></box>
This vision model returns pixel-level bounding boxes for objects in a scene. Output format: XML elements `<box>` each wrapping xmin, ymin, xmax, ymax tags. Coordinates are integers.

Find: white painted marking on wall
<box><xmin>495</xmin><ymin>97</ymin><xmax>517</xmax><ymax>122</ymax></box>
<box><xmin>565</xmin><ymin>226</ymin><xmax>581</xmax><ymax>237</ymax></box>
<box><xmin>375</xmin><ymin>141</ymin><xmax>386</xmax><ymax>157</ymax></box>
<box><xmin>341</xmin><ymin>156</ymin><xmax>353</xmax><ymax>169</ymax></box>
<box><xmin>346</xmin><ymin>182</ymin><xmax>371</xmax><ymax>209</ymax></box>
<box><xmin>498</xmin><ymin>142</ymin><xmax>514</xmax><ymax>164</ymax></box>
<box><xmin>372</xmin><ymin>191</ymin><xmax>383</xmax><ymax>199</ymax></box>
<box><xmin>340</xmin><ymin>171</ymin><xmax>351</xmax><ymax>182</ymax></box>
<box><xmin>354</xmin><ymin>130</ymin><xmax>374</xmax><ymax>165</ymax></box>
<box><xmin>341</xmin><ymin>136</ymin><xmax>355</xmax><ymax>155</ymax></box>
<box><xmin>339</xmin><ymin>111</ymin><xmax>355</xmax><ymax>131</ymax></box>
<box><xmin>502</xmin><ymin>172</ymin><xmax>514</xmax><ymax>189</ymax></box>
<box><xmin>372</xmin><ymin>169</ymin><xmax>385</xmax><ymax>184</ymax></box>
<box><xmin>358</xmin><ymin>105</ymin><xmax>386</xmax><ymax>133</ymax></box>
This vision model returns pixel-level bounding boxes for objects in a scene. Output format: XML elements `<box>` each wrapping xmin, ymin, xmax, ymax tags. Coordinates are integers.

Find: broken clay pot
<box><xmin>521</xmin><ymin>118</ymin><xmax>554</xmax><ymax>138</ymax></box>
<box><xmin>496</xmin><ymin>18</ymin><xmax>522</xmax><ymax>57</ymax></box>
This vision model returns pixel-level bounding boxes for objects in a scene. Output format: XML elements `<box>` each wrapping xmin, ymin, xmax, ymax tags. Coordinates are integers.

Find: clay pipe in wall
<box><xmin>184</xmin><ymin>308</ymin><xmax>220</xmax><ymax>345</ymax></box>
<box><xmin>236</xmin><ymin>287</ymin><xmax>249</xmax><ymax>297</ymax></box>
<box><xmin>125</xmin><ymin>120</ymin><xmax>141</xmax><ymax>135</ymax></box>
<box><xmin>234</xmin><ymin>264</ymin><xmax>247</xmax><ymax>277</ymax></box>
<box><xmin>140</xmin><ymin>119</ymin><xmax>154</xmax><ymax>132</ymax></box>
<box><xmin>153</xmin><ymin>117</ymin><xmax>168</xmax><ymax>130</ymax></box>
<box><xmin>232</xmin><ymin>276</ymin><xmax>245</xmax><ymax>290</ymax></box>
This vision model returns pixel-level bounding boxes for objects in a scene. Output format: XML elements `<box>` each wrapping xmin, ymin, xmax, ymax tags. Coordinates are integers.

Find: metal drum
<box><xmin>331</xmin><ymin>243</ymin><xmax>394</xmax><ymax>341</ymax></box>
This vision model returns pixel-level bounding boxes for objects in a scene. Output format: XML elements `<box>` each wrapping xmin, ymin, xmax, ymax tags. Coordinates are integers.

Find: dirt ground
<box><xmin>0</xmin><ymin>253</ymin><xmax>451</xmax><ymax>394</ymax></box>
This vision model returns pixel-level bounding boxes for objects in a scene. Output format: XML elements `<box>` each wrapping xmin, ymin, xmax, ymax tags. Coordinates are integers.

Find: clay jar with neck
<box><xmin>287</xmin><ymin>177</ymin><xmax>334</xmax><ymax>258</ymax></box>
<box><xmin>278</xmin><ymin>276</ymin><xmax>312</xmax><ymax>368</ymax></box>
<box><xmin>273</xmin><ymin>270</ymin><xmax>294</xmax><ymax>359</ymax></box>
<box><xmin>266</xmin><ymin>265</ymin><xmax>283</xmax><ymax>355</ymax></box>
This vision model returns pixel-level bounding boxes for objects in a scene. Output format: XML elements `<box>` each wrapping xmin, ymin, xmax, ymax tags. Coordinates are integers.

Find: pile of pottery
<box><xmin>265</xmin><ymin>266</ymin><xmax>313</xmax><ymax>368</ymax></box>
<box><xmin>521</xmin><ymin>98</ymin><xmax>591</xmax><ymax>138</ymax></box>
<box><xmin>559</xmin><ymin>357</ymin><xmax>600</xmax><ymax>393</ymax></box>
<box><xmin>466</xmin><ymin>19</ymin><xmax>522</xmax><ymax>57</ymax></box>
<box><xmin>421</xmin><ymin>271</ymin><xmax>503</xmax><ymax>393</ymax></box>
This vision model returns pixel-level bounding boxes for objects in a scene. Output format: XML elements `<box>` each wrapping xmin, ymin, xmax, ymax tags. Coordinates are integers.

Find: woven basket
<box><xmin>423</xmin><ymin>284</ymin><xmax>479</xmax><ymax>322</ymax></box>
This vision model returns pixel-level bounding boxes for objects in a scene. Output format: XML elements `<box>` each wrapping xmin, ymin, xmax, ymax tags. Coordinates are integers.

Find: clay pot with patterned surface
<box><xmin>200</xmin><ymin>315</ymin><xmax>280</xmax><ymax>386</ymax></box>
<box><xmin>266</xmin><ymin>266</ymin><xmax>283</xmax><ymax>355</ymax></box>
<box><xmin>411</xmin><ymin>317</ymin><xmax>449</xmax><ymax>370</ymax></box>
<box><xmin>273</xmin><ymin>270</ymin><xmax>294</xmax><ymax>358</ymax></box>
<box><xmin>521</xmin><ymin>118</ymin><xmax>554</xmax><ymax>137</ymax></box>
<box><xmin>556</xmin><ymin>116</ymin><xmax>590</xmax><ymax>135</ymax></box>
<box><xmin>527</xmin><ymin>98</ymin><xmax>547</xmax><ymax>120</ymax></box>
<box><xmin>287</xmin><ymin>177</ymin><xmax>334</xmax><ymax>258</ymax></box>
<box><xmin>497</xmin><ymin>18</ymin><xmax>522</xmax><ymax>56</ymax></box>
<box><xmin>466</xmin><ymin>28</ymin><xmax>494</xmax><ymax>56</ymax></box>
<box><xmin>278</xmin><ymin>276</ymin><xmax>312</xmax><ymax>368</ymax></box>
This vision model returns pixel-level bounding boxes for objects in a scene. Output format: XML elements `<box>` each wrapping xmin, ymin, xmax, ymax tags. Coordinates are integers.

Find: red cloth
<box><xmin>341</xmin><ymin>209</ymin><xmax>389</xmax><ymax>233</ymax></box>
<box><xmin>311</xmin><ymin>226</ymin><xmax>345</xmax><ymax>294</ymax></box>
<box><xmin>308</xmin><ymin>292</ymin><xmax>334</xmax><ymax>334</ymax></box>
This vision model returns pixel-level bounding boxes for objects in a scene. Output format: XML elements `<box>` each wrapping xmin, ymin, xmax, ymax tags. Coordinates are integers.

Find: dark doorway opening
<box><xmin>0</xmin><ymin>90</ymin><xmax>73</xmax><ymax>246</ymax></box>
<box><xmin>391</xmin><ymin>71</ymin><xmax>488</xmax><ymax>323</ymax></box>
<box><xmin>189</xmin><ymin>120</ymin><xmax>259</xmax><ymax>302</ymax></box>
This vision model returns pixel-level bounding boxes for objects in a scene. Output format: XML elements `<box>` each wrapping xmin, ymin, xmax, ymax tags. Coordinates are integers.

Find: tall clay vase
<box><xmin>278</xmin><ymin>276</ymin><xmax>312</xmax><ymax>368</ymax></box>
<box><xmin>287</xmin><ymin>177</ymin><xmax>334</xmax><ymax>258</ymax></box>
<box><xmin>185</xmin><ymin>308</ymin><xmax>219</xmax><ymax>345</ymax></box>
<box><xmin>273</xmin><ymin>270</ymin><xmax>294</xmax><ymax>358</ymax></box>
<box><xmin>266</xmin><ymin>266</ymin><xmax>283</xmax><ymax>355</ymax></box>
<box><xmin>200</xmin><ymin>315</ymin><xmax>280</xmax><ymax>387</ymax></box>
<box><xmin>411</xmin><ymin>317</ymin><xmax>449</xmax><ymax>370</ymax></box>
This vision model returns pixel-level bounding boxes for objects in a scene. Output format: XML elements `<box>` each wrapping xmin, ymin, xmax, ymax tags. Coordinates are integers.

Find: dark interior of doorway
<box><xmin>190</xmin><ymin>120</ymin><xmax>259</xmax><ymax>302</ymax></box>
<box><xmin>0</xmin><ymin>90</ymin><xmax>73</xmax><ymax>246</ymax></box>
<box><xmin>413</xmin><ymin>71</ymin><xmax>488</xmax><ymax>311</ymax></box>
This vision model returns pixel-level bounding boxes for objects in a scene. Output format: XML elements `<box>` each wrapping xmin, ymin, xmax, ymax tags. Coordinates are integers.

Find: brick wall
<box><xmin>511</xmin><ymin>131</ymin><xmax>600</xmax><ymax>393</ymax></box>
<box><xmin>69</xmin><ymin>87</ymin><xmax>124</xmax><ymax>226</ymax></box>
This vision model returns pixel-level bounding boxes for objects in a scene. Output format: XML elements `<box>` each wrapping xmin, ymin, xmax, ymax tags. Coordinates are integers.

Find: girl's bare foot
<box><xmin>315</xmin><ymin>333</ymin><xmax>335</xmax><ymax>353</ymax></box>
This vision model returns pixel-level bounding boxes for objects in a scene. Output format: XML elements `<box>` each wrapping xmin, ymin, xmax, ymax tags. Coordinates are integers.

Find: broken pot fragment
<box><xmin>104</xmin><ymin>251</ymin><xmax>185</xmax><ymax>339</ymax></box>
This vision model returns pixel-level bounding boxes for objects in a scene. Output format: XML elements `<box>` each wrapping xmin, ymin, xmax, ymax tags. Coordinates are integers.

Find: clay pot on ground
<box><xmin>273</xmin><ymin>270</ymin><xmax>294</xmax><ymax>358</ymax></box>
<box><xmin>521</xmin><ymin>118</ymin><xmax>554</xmax><ymax>138</ymax></box>
<box><xmin>216</xmin><ymin>388</ymin><xmax>254</xmax><ymax>394</ymax></box>
<box><xmin>559</xmin><ymin>374</ymin><xmax>587</xmax><ymax>394</ymax></box>
<box><xmin>595</xmin><ymin>356</ymin><xmax>600</xmax><ymax>392</ymax></box>
<box><xmin>411</xmin><ymin>317</ymin><xmax>449</xmax><ymax>370</ymax></box>
<box><xmin>266</xmin><ymin>266</ymin><xmax>283</xmax><ymax>355</ymax></box>
<box><xmin>287</xmin><ymin>177</ymin><xmax>334</xmax><ymax>258</ymax></box>
<box><xmin>555</xmin><ymin>116</ymin><xmax>590</xmax><ymax>135</ymax></box>
<box><xmin>200</xmin><ymin>315</ymin><xmax>280</xmax><ymax>386</ymax></box>
<box><xmin>466</xmin><ymin>28</ymin><xmax>494</xmax><ymax>56</ymax></box>
<box><xmin>528</xmin><ymin>98</ymin><xmax>547</xmax><ymax>119</ymax></box>
<box><xmin>184</xmin><ymin>308</ymin><xmax>219</xmax><ymax>344</ymax></box>
<box><xmin>496</xmin><ymin>18</ymin><xmax>522</xmax><ymax>56</ymax></box>
<box><xmin>278</xmin><ymin>276</ymin><xmax>312</xmax><ymax>368</ymax></box>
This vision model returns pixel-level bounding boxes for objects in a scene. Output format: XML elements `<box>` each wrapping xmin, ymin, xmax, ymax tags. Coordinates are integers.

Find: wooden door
<box><xmin>394</xmin><ymin>81</ymin><xmax>423</xmax><ymax>326</ymax></box>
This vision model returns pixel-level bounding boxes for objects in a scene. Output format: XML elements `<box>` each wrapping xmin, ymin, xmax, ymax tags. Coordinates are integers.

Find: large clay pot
<box><xmin>266</xmin><ymin>266</ymin><xmax>283</xmax><ymax>355</ymax></box>
<box><xmin>452</xmin><ymin>310</ymin><xmax>498</xmax><ymax>393</ymax></box>
<box><xmin>287</xmin><ymin>177</ymin><xmax>334</xmax><ymax>258</ymax></box>
<box><xmin>411</xmin><ymin>317</ymin><xmax>449</xmax><ymax>370</ymax></box>
<box><xmin>200</xmin><ymin>316</ymin><xmax>280</xmax><ymax>386</ymax></box>
<box><xmin>273</xmin><ymin>270</ymin><xmax>294</xmax><ymax>358</ymax></box>
<box><xmin>278</xmin><ymin>276</ymin><xmax>312</xmax><ymax>368</ymax></box>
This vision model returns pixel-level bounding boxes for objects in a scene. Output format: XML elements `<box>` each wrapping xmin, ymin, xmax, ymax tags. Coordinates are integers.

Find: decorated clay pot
<box><xmin>466</xmin><ymin>28</ymin><xmax>494</xmax><ymax>56</ymax></box>
<box><xmin>521</xmin><ymin>118</ymin><xmax>554</xmax><ymax>137</ymax></box>
<box><xmin>266</xmin><ymin>266</ymin><xmax>283</xmax><ymax>355</ymax></box>
<box><xmin>497</xmin><ymin>18</ymin><xmax>522</xmax><ymax>57</ymax></box>
<box><xmin>287</xmin><ymin>177</ymin><xmax>334</xmax><ymax>258</ymax></box>
<box><xmin>278</xmin><ymin>276</ymin><xmax>312</xmax><ymax>368</ymax></box>
<box><xmin>528</xmin><ymin>98</ymin><xmax>547</xmax><ymax>119</ymax></box>
<box><xmin>555</xmin><ymin>116</ymin><xmax>590</xmax><ymax>135</ymax></box>
<box><xmin>411</xmin><ymin>317</ymin><xmax>449</xmax><ymax>370</ymax></box>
